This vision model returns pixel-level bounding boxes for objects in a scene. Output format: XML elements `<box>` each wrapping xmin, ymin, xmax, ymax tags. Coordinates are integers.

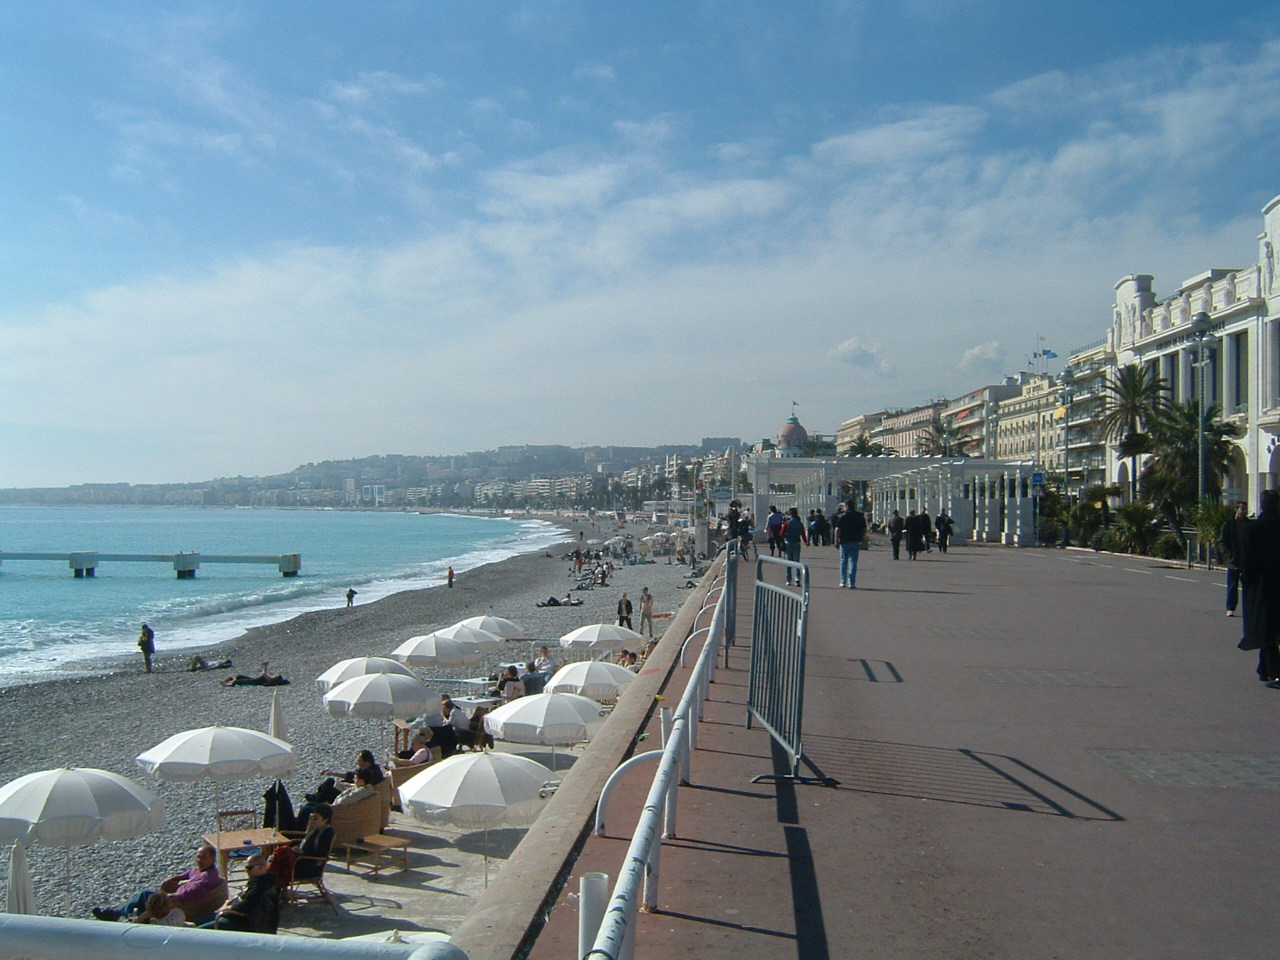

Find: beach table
<box><xmin>344</xmin><ymin>833</ymin><xmax>411</xmax><ymax>877</ymax></box>
<box><xmin>202</xmin><ymin>827</ymin><xmax>290</xmax><ymax>876</ymax></box>
<box><xmin>454</xmin><ymin>695</ymin><xmax>500</xmax><ymax>712</ymax></box>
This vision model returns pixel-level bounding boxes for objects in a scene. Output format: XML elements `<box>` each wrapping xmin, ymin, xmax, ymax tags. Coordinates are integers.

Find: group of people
<box><xmin>489</xmin><ymin>646</ymin><xmax>561</xmax><ymax>702</ymax></box>
<box><xmin>885</xmin><ymin>508</ymin><xmax>954</xmax><ymax>560</ymax></box>
<box><xmin>91</xmin><ymin>810</ymin><xmax>334</xmax><ymax>935</ymax></box>
<box><xmin>615</xmin><ymin>586</ymin><xmax>657</xmax><ymax>637</ymax></box>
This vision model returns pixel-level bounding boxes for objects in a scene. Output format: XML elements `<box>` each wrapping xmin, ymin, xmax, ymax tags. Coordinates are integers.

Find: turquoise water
<box><xmin>0</xmin><ymin>506</ymin><xmax>566</xmax><ymax>683</ymax></box>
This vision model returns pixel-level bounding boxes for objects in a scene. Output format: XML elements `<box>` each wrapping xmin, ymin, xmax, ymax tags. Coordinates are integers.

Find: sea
<box><xmin>0</xmin><ymin>506</ymin><xmax>568</xmax><ymax>686</ymax></box>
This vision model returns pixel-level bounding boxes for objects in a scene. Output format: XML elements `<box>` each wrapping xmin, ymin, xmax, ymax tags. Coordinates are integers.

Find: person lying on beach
<box><xmin>221</xmin><ymin>660</ymin><xmax>290</xmax><ymax>686</ymax></box>
<box><xmin>93</xmin><ymin>843</ymin><xmax>221</xmax><ymax>924</ymax></box>
<box><xmin>536</xmin><ymin>594</ymin><xmax>584</xmax><ymax>607</ymax></box>
<box><xmin>190</xmin><ymin>656</ymin><xmax>234</xmax><ymax>672</ymax></box>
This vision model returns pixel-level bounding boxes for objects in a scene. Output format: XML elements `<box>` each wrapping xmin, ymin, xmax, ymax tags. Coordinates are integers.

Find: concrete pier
<box><xmin>0</xmin><ymin>551</ymin><xmax>302</xmax><ymax>577</ymax></box>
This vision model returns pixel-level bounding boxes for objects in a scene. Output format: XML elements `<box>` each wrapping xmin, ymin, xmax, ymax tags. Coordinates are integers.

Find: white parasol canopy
<box><xmin>560</xmin><ymin>623</ymin><xmax>644</xmax><ymax>651</ymax></box>
<box><xmin>136</xmin><ymin>726</ymin><xmax>295</xmax><ymax>782</ymax></box>
<box><xmin>456</xmin><ymin>616</ymin><xmax>524</xmax><ymax>640</ymax></box>
<box><xmin>544</xmin><ymin>660</ymin><xmax>636</xmax><ymax>702</ymax></box>
<box><xmin>483</xmin><ymin>692</ymin><xmax>607</xmax><ymax>746</ymax></box>
<box><xmin>398</xmin><ymin>752</ymin><xmax>556</xmax><ymax>885</ymax></box>
<box><xmin>323</xmin><ymin>672</ymin><xmax>437</xmax><ymax>719</ymax></box>
<box><xmin>315</xmin><ymin>656</ymin><xmax>416</xmax><ymax>693</ymax></box>
<box><xmin>428</xmin><ymin>623</ymin><xmax>505</xmax><ymax>647</ymax></box>
<box><xmin>0</xmin><ymin>767</ymin><xmax>165</xmax><ymax>916</ymax></box>
<box><xmin>392</xmin><ymin>633</ymin><xmax>485</xmax><ymax>668</ymax></box>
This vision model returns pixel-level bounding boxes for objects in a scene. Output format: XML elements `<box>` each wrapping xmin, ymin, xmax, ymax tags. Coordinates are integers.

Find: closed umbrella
<box><xmin>456</xmin><ymin>616</ymin><xmax>524</xmax><ymax>640</ymax></box>
<box><xmin>7</xmin><ymin>841</ymin><xmax>34</xmax><ymax>915</ymax></box>
<box><xmin>392</xmin><ymin>633</ymin><xmax>485</xmax><ymax>668</ymax></box>
<box><xmin>315</xmin><ymin>656</ymin><xmax>416</xmax><ymax>694</ymax></box>
<box><xmin>560</xmin><ymin>623</ymin><xmax>643</xmax><ymax>652</ymax></box>
<box><xmin>483</xmin><ymin>692</ymin><xmax>608</xmax><ymax>770</ymax></box>
<box><xmin>0</xmin><ymin>767</ymin><xmax>165</xmax><ymax>916</ymax></box>
<box><xmin>544</xmin><ymin>661</ymin><xmax>636</xmax><ymax>702</ymax></box>
<box><xmin>398</xmin><ymin>752</ymin><xmax>556</xmax><ymax>885</ymax></box>
<box><xmin>268</xmin><ymin>688</ymin><xmax>289</xmax><ymax>742</ymax></box>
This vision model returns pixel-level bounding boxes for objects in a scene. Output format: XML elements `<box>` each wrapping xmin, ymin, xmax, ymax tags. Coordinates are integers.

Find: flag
<box><xmin>1042</xmin><ymin>349</ymin><xmax>1058</xmax><ymax>359</ymax></box>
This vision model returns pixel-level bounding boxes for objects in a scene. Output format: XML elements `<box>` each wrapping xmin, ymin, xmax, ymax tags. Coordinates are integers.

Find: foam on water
<box><xmin>0</xmin><ymin>507</ymin><xmax>569</xmax><ymax>683</ymax></box>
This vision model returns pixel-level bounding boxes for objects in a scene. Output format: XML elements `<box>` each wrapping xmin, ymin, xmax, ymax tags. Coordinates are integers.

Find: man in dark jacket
<box><xmin>1221</xmin><ymin>500</ymin><xmax>1249</xmax><ymax>617</ymax></box>
<box><xmin>202</xmin><ymin>853</ymin><xmax>278</xmax><ymax>933</ymax></box>
<box><xmin>1240</xmin><ymin>490</ymin><xmax>1280</xmax><ymax>684</ymax></box>
<box><xmin>833</xmin><ymin>500</ymin><xmax>868</xmax><ymax>588</ymax></box>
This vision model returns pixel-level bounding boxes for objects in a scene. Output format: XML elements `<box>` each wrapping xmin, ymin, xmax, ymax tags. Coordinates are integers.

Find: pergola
<box><xmin>742</xmin><ymin>454</ymin><xmax>1044</xmax><ymax>545</ymax></box>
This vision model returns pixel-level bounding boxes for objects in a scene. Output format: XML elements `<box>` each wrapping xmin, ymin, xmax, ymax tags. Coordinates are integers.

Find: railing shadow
<box><xmin>799</xmin><ymin>735</ymin><xmax>1124</xmax><ymax>821</ymax></box>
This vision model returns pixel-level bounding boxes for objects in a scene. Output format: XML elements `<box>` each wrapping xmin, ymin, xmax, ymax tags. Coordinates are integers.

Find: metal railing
<box><xmin>583</xmin><ymin>557</ymin><xmax>733</xmax><ymax>960</ymax></box>
<box><xmin>746</xmin><ymin>556</ymin><xmax>810</xmax><ymax>782</ymax></box>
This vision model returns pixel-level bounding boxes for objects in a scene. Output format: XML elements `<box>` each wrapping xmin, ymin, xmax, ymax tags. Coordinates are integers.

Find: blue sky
<box><xmin>4</xmin><ymin>1</ymin><xmax>1280</xmax><ymax>486</ymax></box>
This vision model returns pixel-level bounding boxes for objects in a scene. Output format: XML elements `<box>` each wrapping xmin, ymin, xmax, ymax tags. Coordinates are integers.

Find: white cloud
<box><xmin>827</xmin><ymin>338</ymin><xmax>893</xmax><ymax>374</ymax></box>
<box><xmin>959</xmin><ymin>341</ymin><xmax>1006</xmax><ymax>372</ymax></box>
<box><xmin>574</xmin><ymin>62</ymin><xmax>616</xmax><ymax>82</ymax></box>
<box><xmin>812</xmin><ymin>105</ymin><xmax>986</xmax><ymax>167</ymax></box>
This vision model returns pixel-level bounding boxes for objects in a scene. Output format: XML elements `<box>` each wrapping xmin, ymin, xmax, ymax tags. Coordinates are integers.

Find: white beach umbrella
<box><xmin>399</xmin><ymin>752</ymin><xmax>556</xmax><ymax>885</ymax></box>
<box><xmin>560</xmin><ymin>623</ymin><xmax>644</xmax><ymax>651</ymax></box>
<box><xmin>0</xmin><ymin>767</ymin><xmax>165</xmax><ymax>916</ymax></box>
<box><xmin>136</xmin><ymin>727</ymin><xmax>295</xmax><ymax>783</ymax></box>
<box><xmin>268</xmin><ymin>688</ymin><xmax>289</xmax><ymax>742</ymax></box>
<box><xmin>392</xmin><ymin>633</ymin><xmax>485</xmax><ymax>668</ymax></box>
<box><xmin>323</xmin><ymin>672</ymin><xmax>437</xmax><ymax>720</ymax></box>
<box><xmin>315</xmin><ymin>656</ymin><xmax>416</xmax><ymax>693</ymax></box>
<box><xmin>429</xmin><ymin>623</ymin><xmax>505</xmax><ymax>647</ymax></box>
<box><xmin>483</xmin><ymin>693</ymin><xmax>608</xmax><ymax>769</ymax></box>
<box><xmin>544</xmin><ymin>661</ymin><xmax>636</xmax><ymax>702</ymax></box>
<box><xmin>456</xmin><ymin>616</ymin><xmax>524</xmax><ymax>640</ymax></box>
<box><xmin>7</xmin><ymin>841</ymin><xmax>34</xmax><ymax>915</ymax></box>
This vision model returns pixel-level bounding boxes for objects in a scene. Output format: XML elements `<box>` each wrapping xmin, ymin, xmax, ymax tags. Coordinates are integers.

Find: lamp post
<box><xmin>1059</xmin><ymin>374</ymin><xmax>1075</xmax><ymax>547</ymax></box>
<box><xmin>1189</xmin><ymin>311</ymin><xmax>1217</xmax><ymax>567</ymax></box>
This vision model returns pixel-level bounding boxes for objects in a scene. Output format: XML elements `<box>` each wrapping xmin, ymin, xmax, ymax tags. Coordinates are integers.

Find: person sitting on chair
<box><xmin>200</xmin><ymin>853</ymin><xmax>279</xmax><ymax>933</ymax></box>
<box><xmin>93</xmin><ymin>843</ymin><xmax>221</xmax><ymax>924</ymax></box>
<box><xmin>292</xmin><ymin>806</ymin><xmax>334</xmax><ymax>883</ymax></box>
<box><xmin>389</xmin><ymin>730</ymin><xmax>436</xmax><ymax>768</ymax></box>
<box><xmin>127</xmin><ymin>892</ymin><xmax>185</xmax><ymax>926</ymax></box>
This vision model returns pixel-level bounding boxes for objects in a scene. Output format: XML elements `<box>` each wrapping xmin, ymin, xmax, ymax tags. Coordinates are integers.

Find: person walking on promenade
<box><xmin>887</xmin><ymin>509</ymin><xmax>905</xmax><ymax>560</ymax></box>
<box><xmin>833</xmin><ymin>499</ymin><xmax>868</xmax><ymax>588</ymax></box>
<box><xmin>781</xmin><ymin>507</ymin><xmax>808</xmax><ymax>585</ymax></box>
<box><xmin>935</xmin><ymin>510</ymin><xmax>955</xmax><ymax>553</ymax></box>
<box><xmin>617</xmin><ymin>592</ymin><xmax>633</xmax><ymax>630</ymax></box>
<box><xmin>765</xmin><ymin>506</ymin><xmax>785</xmax><ymax>557</ymax></box>
<box><xmin>725</xmin><ymin>500</ymin><xmax>741</xmax><ymax>544</ymax></box>
<box><xmin>919</xmin><ymin>509</ymin><xmax>933</xmax><ymax>552</ymax></box>
<box><xmin>1221</xmin><ymin>501</ymin><xmax>1249</xmax><ymax>616</ymax></box>
<box><xmin>739</xmin><ymin>514</ymin><xmax>757</xmax><ymax>559</ymax></box>
<box><xmin>345</xmin><ymin>588</ymin><xmax>357</xmax><ymax>607</ymax></box>
<box><xmin>638</xmin><ymin>587</ymin><xmax>655</xmax><ymax>637</ymax></box>
<box><xmin>1239</xmin><ymin>489</ymin><xmax>1280</xmax><ymax>685</ymax></box>
<box><xmin>138</xmin><ymin>623</ymin><xmax>155</xmax><ymax>673</ymax></box>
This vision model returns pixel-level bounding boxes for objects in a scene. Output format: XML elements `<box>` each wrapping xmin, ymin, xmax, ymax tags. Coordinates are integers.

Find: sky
<box><xmin>4</xmin><ymin>1</ymin><xmax>1280</xmax><ymax>487</ymax></box>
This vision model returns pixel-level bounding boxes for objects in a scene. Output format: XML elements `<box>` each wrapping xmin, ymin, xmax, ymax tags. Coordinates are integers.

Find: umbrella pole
<box><xmin>64</xmin><ymin>847</ymin><xmax>72</xmax><ymax>918</ymax></box>
<box><xmin>484</xmin><ymin>827</ymin><xmax>489</xmax><ymax>888</ymax></box>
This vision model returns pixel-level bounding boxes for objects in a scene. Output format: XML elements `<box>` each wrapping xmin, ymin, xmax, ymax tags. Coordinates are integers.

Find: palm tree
<box><xmin>845</xmin><ymin>435</ymin><xmax>888</xmax><ymax>456</ymax></box>
<box><xmin>1100</xmin><ymin>364</ymin><xmax>1169</xmax><ymax>502</ymax></box>
<box><xmin>1139</xmin><ymin>399</ymin><xmax>1243</xmax><ymax>543</ymax></box>
<box><xmin>1080</xmin><ymin>483</ymin><xmax>1123</xmax><ymax>528</ymax></box>
<box><xmin>1113</xmin><ymin>501</ymin><xmax>1161</xmax><ymax>555</ymax></box>
<box><xmin>917</xmin><ymin>418</ymin><xmax>973</xmax><ymax>457</ymax></box>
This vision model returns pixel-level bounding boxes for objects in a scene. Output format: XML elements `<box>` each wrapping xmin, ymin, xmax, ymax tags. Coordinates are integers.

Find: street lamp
<box><xmin>1059</xmin><ymin>373</ymin><xmax>1075</xmax><ymax>546</ymax></box>
<box><xmin>1189</xmin><ymin>311</ymin><xmax>1217</xmax><ymax>566</ymax></box>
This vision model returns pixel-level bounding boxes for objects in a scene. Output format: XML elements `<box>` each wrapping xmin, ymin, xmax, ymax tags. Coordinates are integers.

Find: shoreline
<box><xmin>0</xmin><ymin>518</ymin><xmax>696</xmax><ymax>923</ymax></box>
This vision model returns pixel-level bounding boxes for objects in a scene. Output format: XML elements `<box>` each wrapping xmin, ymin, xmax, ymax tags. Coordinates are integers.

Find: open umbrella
<box><xmin>544</xmin><ymin>661</ymin><xmax>636</xmax><ymax>702</ymax></box>
<box><xmin>392</xmin><ymin>633</ymin><xmax>485</xmax><ymax>668</ymax></box>
<box><xmin>0</xmin><ymin>767</ymin><xmax>165</xmax><ymax>916</ymax></box>
<box><xmin>322</xmin><ymin>672</ymin><xmax>437</xmax><ymax>719</ymax></box>
<box><xmin>398</xmin><ymin>752</ymin><xmax>556</xmax><ymax>885</ymax></box>
<box><xmin>315</xmin><ymin>656</ymin><xmax>416</xmax><ymax>693</ymax></box>
<box><xmin>427</xmin><ymin>624</ymin><xmax>505</xmax><ymax>648</ymax></box>
<box><xmin>7</xmin><ymin>841</ymin><xmax>34</xmax><ymax>915</ymax></box>
<box><xmin>456</xmin><ymin>616</ymin><xmax>524</xmax><ymax>640</ymax></box>
<box><xmin>483</xmin><ymin>692</ymin><xmax>608</xmax><ymax>770</ymax></box>
<box><xmin>560</xmin><ymin>623</ymin><xmax>643</xmax><ymax>652</ymax></box>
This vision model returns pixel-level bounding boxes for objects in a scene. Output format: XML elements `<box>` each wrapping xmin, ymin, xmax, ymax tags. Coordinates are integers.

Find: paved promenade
<box><xmin>527</xmin><ymin>537</ymin><xmax>1274</xmax><ymax>960</ymax></box>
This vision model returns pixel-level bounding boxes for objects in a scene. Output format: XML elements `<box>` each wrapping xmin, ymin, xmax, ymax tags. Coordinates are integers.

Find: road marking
<box><xmin>1166</xmin><ymin>576</ymin><xmax>1199</xmax><ymax>583</ymax></box>
<box><xmin>1124</xmin><ymin>568</ymin><xmax>1153</xmax><ymax>574</ymax></box>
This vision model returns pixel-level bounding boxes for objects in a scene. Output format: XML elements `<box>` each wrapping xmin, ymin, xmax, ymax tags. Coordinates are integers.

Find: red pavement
<box><xmin>527</xmin><ymin>538</ymin><xmax>1274</xmax><ymax>960</ymax></box>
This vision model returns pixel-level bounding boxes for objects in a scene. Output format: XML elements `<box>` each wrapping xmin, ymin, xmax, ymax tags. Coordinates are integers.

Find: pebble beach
<box><xmin>0</xmin><ymin>520</ymin><xmax>695</xmax><ymax>932</ymax></box>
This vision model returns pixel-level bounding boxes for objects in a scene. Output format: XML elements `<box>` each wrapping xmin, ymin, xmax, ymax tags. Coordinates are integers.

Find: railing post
<box><xmin>579</xmin><ymin>873</ymin><xmax>609</xmax><ymax>960</ymax></box>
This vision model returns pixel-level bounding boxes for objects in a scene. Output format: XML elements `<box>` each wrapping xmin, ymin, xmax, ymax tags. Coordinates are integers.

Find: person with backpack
<box><xmin>781</xmin><ymin>507</ymin><xmax>808</xmax><ymax>585</ymax></box>
<box><xmin>764</xmin><ymin>506</ymin><xmax>786</xmax><ymax>557</ymax></box>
